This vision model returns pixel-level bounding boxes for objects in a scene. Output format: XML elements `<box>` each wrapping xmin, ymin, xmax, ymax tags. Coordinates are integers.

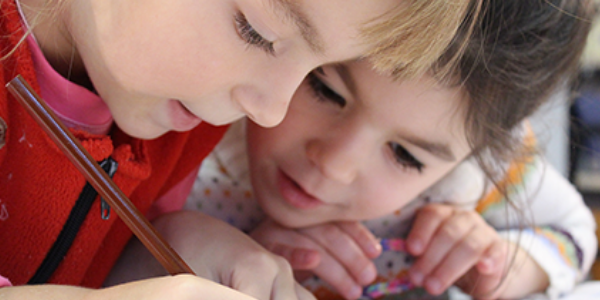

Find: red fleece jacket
<box><xmin>0</xmin><ymin>0</ymin><xmax>228</xmax><ymax>288</ymax></box>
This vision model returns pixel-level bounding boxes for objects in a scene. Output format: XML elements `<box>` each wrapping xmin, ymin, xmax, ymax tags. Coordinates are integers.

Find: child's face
<box><xmin>247</xmin><ymin>61</ymin><xmax>472</xmax><ymax>228</ymax></box>
<box><xmin>70</xmin><ymin>0</ymin><xmax>398</xmax><ymax>139</ymax></box>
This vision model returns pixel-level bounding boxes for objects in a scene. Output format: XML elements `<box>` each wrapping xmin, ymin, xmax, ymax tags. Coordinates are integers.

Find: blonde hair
<box><xmin>14</xmin><ymin>0</ymin><xmax>477</xmax><ymax>80</ymax></box>
<box><xmin>361</xmin><ymin>0</ymin><xmax>480</xmax><ymax>79</ymax></box>
<box><xmin>0</xmin><ymin>0</ymin><xmax>68</xmax><ymax>60</ymax></box>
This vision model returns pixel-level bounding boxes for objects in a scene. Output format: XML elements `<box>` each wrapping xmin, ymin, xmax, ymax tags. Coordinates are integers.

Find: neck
<box><xmin>18</xmin><ymin>0</ymin><xmax>90</xmax><ymax>88</ymax></box>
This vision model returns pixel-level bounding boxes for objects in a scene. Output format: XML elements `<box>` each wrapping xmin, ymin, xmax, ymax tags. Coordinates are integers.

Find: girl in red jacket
<box><xmin>0</xmin><ymin>0</ymin><xmax>475</xmax><ymax>300</ymax></box>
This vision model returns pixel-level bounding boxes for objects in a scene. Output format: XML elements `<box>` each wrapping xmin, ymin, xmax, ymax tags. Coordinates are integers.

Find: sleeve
<box><xmin>476</xmin><ymin>154</ymin><xmax>597</xmax><ymax>299</ymax></box>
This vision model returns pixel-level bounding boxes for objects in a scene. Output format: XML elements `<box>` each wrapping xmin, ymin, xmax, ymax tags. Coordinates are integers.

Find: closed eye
<box><xmin>235</xmin><ymin>12</ymin><xmax>275</xmax><ymax>56</ymax></box>
<box><xmin>388</xmin><ymin>142</ymin><xmax>424</xmax><ymax>172</ymax></box>
<box><xmin>306</xmin><ymin>70</ymin><xmax>346</xmax><ymax>107</ymax></box>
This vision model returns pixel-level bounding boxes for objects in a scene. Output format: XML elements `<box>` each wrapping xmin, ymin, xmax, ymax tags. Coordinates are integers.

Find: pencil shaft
<box><xmin>7</xmin><ymin>75</ymin><xmax>194</xmax><ymax>276</ymax></box>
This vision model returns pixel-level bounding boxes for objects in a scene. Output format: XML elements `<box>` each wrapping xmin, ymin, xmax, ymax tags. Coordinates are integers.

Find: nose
<box><xmin>232</xmin><ymin>65</ymin><xmax>309</xmax><ymax>128</ymax></box>
<box><xmin>306</xmin><ymin>125</ymin><xmax>368</xmax><ymax>185</ymax></box>
<box><xmin>231</xmin><ymin>86</ymin><xmax>289</xmax><ymax>127</ymax></box>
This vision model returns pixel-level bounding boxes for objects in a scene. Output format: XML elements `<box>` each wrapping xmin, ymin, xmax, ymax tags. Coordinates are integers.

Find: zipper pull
<box><xmin>101</xmin><ymin>199</ymin><xmax>111</xmax><ymax>220</ymax></box>
<box><xmin>99</xmin><ymin>157</ymin><xmax>119</xmax><ymax>220</ymax></box>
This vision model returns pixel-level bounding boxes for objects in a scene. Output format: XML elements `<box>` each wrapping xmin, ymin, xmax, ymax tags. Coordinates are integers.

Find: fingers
<box><xmin>407</xmin><ymin>204</ymin><xmax>457</xmax><ymax>288</ymax></box>
<box><xmin>456</xmin><ymin>263</ymin><xmax>505</xmax><ymax>299</ymax></box>
<box><xmin>233</xmin><ymin>252</ymin><xmax>304</xmax><ymax>300</ymax></box>
<box><xmin>457</xmin><ymin>240</ymin><xmax>509</xmax><ymax>299</ymax></box>
<box><xmin>251</xmin><ymin>219</ymin><xmax>322</xmax><ymax>270</ymax></box>
<box><xmin>269</xmin><ymin>243</ymin><xmax>321</xmax><ymax>270</ymax></box>
<box><xmin>266</xmin><ymin>255</ymin><xmax>318</xmax><ymax>300</ymax></box>
<box><xmin>301</xmin><ymin>223</ymin><xmax>377</xmax><ymax>286</ymax></box>
<box><xmin>406</xmin><ymin>204</ymin><xmax>454</xmax><ymax>255</ymax></box>
<box><xmin>296</xmin><ymin>222</ymin><xmax>378</xmax><ymax>299</ymax></box>
<box><xmin>310</xmin><ymin>254</ymin><xmax>366</xmax><ymax>299</ymax></box>
<box><xmin>152</xmin><ymin>214</ymin><xmax>311</xmax><ymax>300</ymax></box>
<box><xmin>407</xmin><ymin>204</ymin><xmax>505</xmax><ymax>296</ymax></box>
<box><xmin>270</xmin><ymin>259</ymin><xmax>317</xmax><ymax>300</ymax></box>
<box><xmin>337</xmin><ymin>221</ymin><xmax>382</xmax><ymax>258</ymax></box>
<box><xmin>476</xmin><ymin>239</ymin><xmax>507</xmax><ymax>275</ymax></box>
<box><xmin>250</xmin><ymin>219</ymin><xmax>376</xmax><ymax>299</ymax></box>
<box><xmin>419</xmin><ymin>221</ymin><xmax>497</xmax><ymax>294</ymax></box>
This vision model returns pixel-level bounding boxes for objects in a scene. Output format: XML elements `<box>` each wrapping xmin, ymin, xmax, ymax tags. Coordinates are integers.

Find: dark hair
<box><xmin>440</xmin><ymin>0</ymin><xmax>594</xmax><ymax>184</ymax></box>
<box><xmin>433</xmin><ymin>1</ymin><xmax>594</xmax><ymax>295</ymax></box>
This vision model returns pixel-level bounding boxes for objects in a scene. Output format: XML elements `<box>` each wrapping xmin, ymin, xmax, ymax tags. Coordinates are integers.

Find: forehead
<box><xmin>267</xmin><ymin>0</ymin><xmax>323</xmax><ymax>53</ymax></box>
<box><xmin>348</xmin><ymin>61</ymin><xmax>471</xmax><ymax>155</ymax></box>
<box><xmin>268</xmin><ymin>0</ymin><xmax>401</xmax><ymax>59</ymax></box>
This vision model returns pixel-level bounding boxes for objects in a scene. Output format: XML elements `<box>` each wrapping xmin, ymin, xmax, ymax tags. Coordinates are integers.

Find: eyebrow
<box><xmin>402</xmin><ymin>134</ymin><xmax>456</xmax><ymax>162</ymax></box>
<box><xmin>270</xmin><ymin>0</ymin><xmax>325</xmax><ymax>53</ymax></box>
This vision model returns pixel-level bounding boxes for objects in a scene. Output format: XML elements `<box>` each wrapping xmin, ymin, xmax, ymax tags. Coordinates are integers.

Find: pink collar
<box><xmin>16</xmin><ymin>0</ymin><xmax>113</xmax><ymax>135</ymax></box>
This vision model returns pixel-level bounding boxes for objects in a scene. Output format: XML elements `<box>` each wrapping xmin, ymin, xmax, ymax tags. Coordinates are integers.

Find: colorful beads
<box><xmin>380</xmin><ymin>238</ymin><xmax>406</xmax><ymax>252</ymax></box>
<box><xmin>361</xmin><ymin>238</ymin><xmax>413</xmax><ymax>299</ymax></box>
<box><xmin>363</xmin><ymin>277</ymin><xmax>415</xmax><ymax>299</ymax></box>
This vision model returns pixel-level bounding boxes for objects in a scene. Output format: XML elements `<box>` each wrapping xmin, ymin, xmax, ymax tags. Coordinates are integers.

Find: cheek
<box><xmin>247</xmin><ymin>123</ymin><xmax>282</xmax><ymax>158</ymax></box>
<box><xmin>246</xmin><ymin>123</ymin><xmax>297</xmax><ymax>184</ymax></box>
<box><xmin>246</xmin><ymin>127</ymin><xmax>267</xmax><ymax>169</ymax></box>
<box><xmin>360</xmin><ymin>180</ymin><xmax>419</xmax><ymax>217</ymax></box>
<box><xmin>247</xmin><ymin>94</ymin><xmax>316</xmax><ymax>148</ymax></box>
<box><xmin>126</xmin><ymin>45</ymin><xmax>232</xmax><ymax>95</ymax></box>
<box><xmin>357</xmin><ymin>171</ymin><xmax>453</xmax><ymax>218</ymax></box>
<box><xmin>110</xmin><ymin>26</ymin><xmax>237</xmax><ymax>96</ymax></box>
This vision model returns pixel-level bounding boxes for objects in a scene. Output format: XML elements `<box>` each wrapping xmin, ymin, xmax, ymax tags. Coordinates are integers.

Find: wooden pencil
<box><xmin>7</xmin><ymin>74</ymin><xmax>194</xmax><ymax>276</ymax></box>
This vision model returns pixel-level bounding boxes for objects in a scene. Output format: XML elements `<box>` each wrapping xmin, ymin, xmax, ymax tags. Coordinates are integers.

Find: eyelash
<box><xmin>306</xmin><ymin>70</ymin><xmax>346</xmax><ymax>107</ymax></box>
<box><xmin>235</xmin><ymin>12</ymin><xmax>275</xmax><ymax>56</ymax></box>
<box><xmin>306</xmin><ymin>70</ymin><xmax>424</xmax><ymax>172</ymax></box>
<box><xmin>388</xmin><ymin>142</ymin><xmax>424</xmax><ymax>172</ymax></box>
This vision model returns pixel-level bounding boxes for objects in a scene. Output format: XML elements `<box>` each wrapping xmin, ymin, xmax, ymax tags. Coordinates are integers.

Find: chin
<box><xmin>270</xmin><ymin>212</ymin><xmax>322</xmax><ymax>229</ymax></box>
<box><xmin>131</xmin><ymin>129</ymin><xmax>166</xmax><ymax>140</ymax></box>
<box><xmin>116</xmin><ymin>121</ymin><xmax>167</xmax><ymax>140</ymax></box>
<box><xmin>123</xmin><ymin>126</ymin><xmax>167</xmax><ymax>140</ymax></box>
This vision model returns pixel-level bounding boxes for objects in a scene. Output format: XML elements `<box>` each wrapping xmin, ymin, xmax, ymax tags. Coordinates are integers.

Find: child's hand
<box><xmin>106</xmin><ymin>210</ymin><xmax>315</xmax><ymax>300</ymax></box>
<box><xmin>405</xmin><ymin>203</ymin><xmax>509</xmax><ymax>298</ymax></box>
<box><xmin>250</xmin><ymin>219</ymin><xmax>382</xmax><ymax>300</ymax></box>
<box><xmin>2</xmin><ymin>275</ymin><xmax>262</xmax><ymax>300</ymax></box>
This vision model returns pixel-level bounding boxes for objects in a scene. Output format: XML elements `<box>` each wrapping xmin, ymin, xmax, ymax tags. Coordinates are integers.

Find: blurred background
<box><xmin>550</xmin><ymin>0</ymin><xmax>600</xmax><ymax>280</ymax></box>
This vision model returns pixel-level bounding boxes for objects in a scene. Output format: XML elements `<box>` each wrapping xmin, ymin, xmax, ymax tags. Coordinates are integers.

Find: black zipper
<box><xmin>100</xmin><ymin>160</ymin><xmax>118</xmax><ymax>220</ymax></box>
<box><xmin>28</xmin><ymin>157</ymin><xmax>118</xmax><ymax>284</ymax></box>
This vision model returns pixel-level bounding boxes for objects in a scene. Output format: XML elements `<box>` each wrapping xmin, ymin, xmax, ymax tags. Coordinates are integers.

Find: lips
<box><xmin>277</xmin><ymin>169</ymin><xmax>323</xmax><ymax>209</ymax></box>
<box><xmin>168</xmin><ymin>99</ymin><xmax>202</xmax><ymax>131</ymax></box>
